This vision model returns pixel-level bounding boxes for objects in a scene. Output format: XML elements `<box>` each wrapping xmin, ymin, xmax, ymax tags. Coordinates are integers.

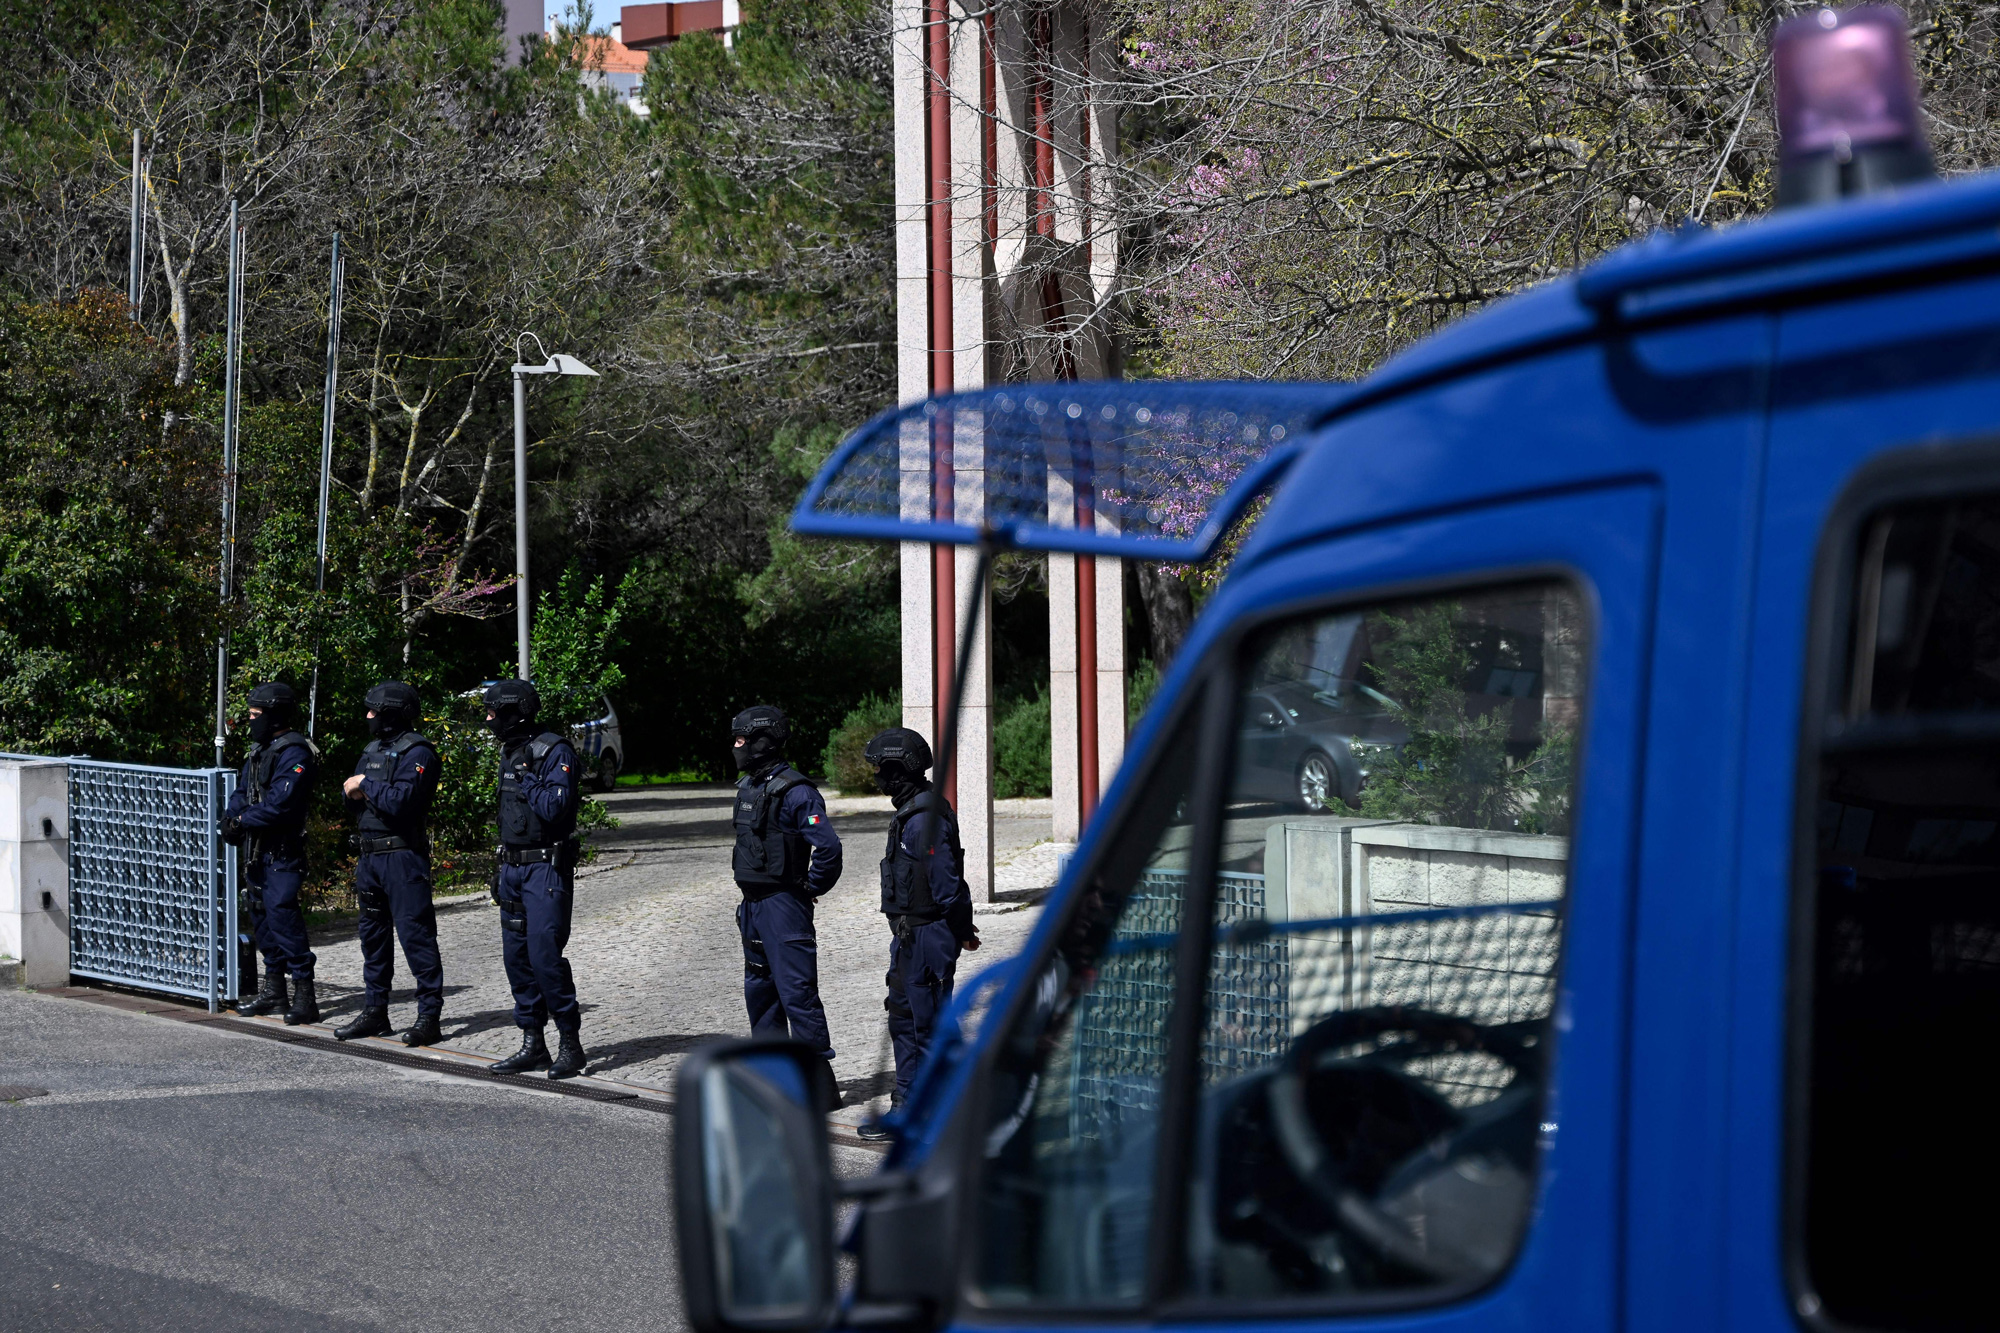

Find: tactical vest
<box><xmin>246</xmin><ymin>731</ymin><xmax>313</xmax><ymax>819</ymax></box>
<box><xmin>733</xmin><ymin>766</ymin><xmax>813</xmax><ymax>891</ymax></box>
<box><xmin>356</xmin><ymin>731</ymin><xmax>432</xmax><ymax>840</ymax></box>
<box><xmin>499</xmin><ymin>732</ymin><xmax>575</xmax><ymax>847</ymax></box>
<box><xmin>880</xmin><ymin>791</ymin><xmax>963</xmax><ymax>922</ymax></box>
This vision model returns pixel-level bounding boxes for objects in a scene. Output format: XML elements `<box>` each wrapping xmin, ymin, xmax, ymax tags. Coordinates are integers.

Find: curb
<box><xmin>26</xmin><ymin>984</ymin><xmax>890</xmax><ymax>1153</ymax></box>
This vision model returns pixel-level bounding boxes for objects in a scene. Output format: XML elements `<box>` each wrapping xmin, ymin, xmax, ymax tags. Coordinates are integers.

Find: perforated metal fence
<box><xmin>1067</xmin><ymin>871</ymin><xmax>1287</xmax><ymax>1127</ymax></box>
<box><xmin>3</xmin><ymin>754</ymin><xmax>237</xmax><ymax>1009</ymax></box>
<box><xmin>1065</xmin><ymin>872</ymin><xmax>1562</xmax><ymax>1139</ymax></box>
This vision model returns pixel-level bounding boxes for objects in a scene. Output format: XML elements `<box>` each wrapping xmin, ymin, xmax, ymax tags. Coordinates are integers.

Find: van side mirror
<box><xmin>676</xmin><ymin>1039</ymin><xmax>839</xmax><ymax>1333</ymax></box>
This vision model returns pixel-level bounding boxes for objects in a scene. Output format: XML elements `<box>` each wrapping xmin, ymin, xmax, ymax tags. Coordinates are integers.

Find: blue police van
<box><xmin>674</xmin><ymin>11</ymin><xmax>1992</xmax><ymax>1333</ymax></box>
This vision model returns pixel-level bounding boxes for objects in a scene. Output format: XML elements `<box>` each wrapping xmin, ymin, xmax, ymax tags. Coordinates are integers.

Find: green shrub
<box><xmin>1127</xmin><ymin>656</ymin><xmax>1162</xmax><ymax>730</ymax></box>
<box><xmin>821</xmin><ymin>692</ymin><xmax>902</xmax><ymax>793</ymax></box>
<box><xmin>994</xmin><ymin>688</ymin><xmax>1052</xmax><ymax>798</ymax></box>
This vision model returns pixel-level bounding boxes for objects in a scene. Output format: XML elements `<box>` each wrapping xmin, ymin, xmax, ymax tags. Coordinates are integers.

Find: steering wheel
<box><xmin>1264</xmin><ymin>1005</ymin><xmax>1543</xmax><ymax>1282</ymax></box>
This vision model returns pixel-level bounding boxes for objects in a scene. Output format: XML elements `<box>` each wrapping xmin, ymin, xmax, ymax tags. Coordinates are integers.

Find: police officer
<box><xmin>335</xmin><ymin>682</ymin><xmax>446</xmax><ymax>1046</ymax></box>
<box><xmin>732</xmin><ymin>705</ymin><xmax>842</xmax><ymax>1062</ymax></box>
<box><xmin>859</xmin><ymin>727</ymin><xmax>979</xmax><ymax>1139</ymax></box>
<box><xmin>485</xmin><ymin>679</ymin><xmax>589</xmax><ymax>1079</ymax></box>
<box><xmin>221</xmin><ymin>682</ymin><xmax>321</xmax><ymax>1025</ymax></box>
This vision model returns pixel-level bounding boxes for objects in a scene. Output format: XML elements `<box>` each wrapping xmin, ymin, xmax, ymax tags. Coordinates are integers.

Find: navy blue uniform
<box><xmin>495</xmin><ymin>732</ymin><xmax>583</xmax><ymax>1032</ymax></box>
<box><xmin>734</xmin><ymin>767</ymin><xmax>842</xmax><ymax>1060</ymax></box>
<box><xmin>225</xmin><ymin>732</ymin><xmax>318</xmax><ymax>981</ymax></box>
<box><xmin>345</xmin><ymin>731</ymin><xmax>444</xmax><ymax>1019</ymax></box>
<box><xmin>880</xmin><ymin>790</ymin><xmax>976</xmax><ymax>1100</ymax></box>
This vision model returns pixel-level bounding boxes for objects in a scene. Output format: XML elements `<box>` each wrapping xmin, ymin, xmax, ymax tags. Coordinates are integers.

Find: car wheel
<box><xmin>592</xmin><ymin>750</ymin><xmax>620</xmax><ymax>793</ymax></box>
<box><xmin>1297</xmin><ymin>751</ymin><xmax>1336</xmax><ymax>812</ymax></box>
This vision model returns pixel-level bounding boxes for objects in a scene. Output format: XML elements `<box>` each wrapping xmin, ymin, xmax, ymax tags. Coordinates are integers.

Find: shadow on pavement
<box><xmin>601</xmin><ymin>794</ymin><xmax>737</xmax><ymax>814</ymax></box>
<box><xmin>584</xmin><ymin>1031</ymin><xmax>736</xmax><ymax>1075</ymax></box>
<box><xmin>838</xmin><ymin>1068</ymin><xmax>895</xmax><ymax>1107</ymax></box>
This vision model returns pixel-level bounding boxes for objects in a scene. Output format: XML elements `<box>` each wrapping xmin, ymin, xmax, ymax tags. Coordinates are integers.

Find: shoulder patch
<box><xmin>293</xmin><ymin>764</ymin><xmax>305</xmax><ymax>774</ymax></box>
<box><xmin>807</xmin><ymin>813</ymin><xmax>820</xmax><ymax>826</ymax></box>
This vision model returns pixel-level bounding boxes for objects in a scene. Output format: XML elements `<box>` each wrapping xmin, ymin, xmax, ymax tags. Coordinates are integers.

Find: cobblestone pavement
<box><xmin>304</xmin><ymin>786</ymin><xmax>1052</xmax><ymax>1122</ymax></box>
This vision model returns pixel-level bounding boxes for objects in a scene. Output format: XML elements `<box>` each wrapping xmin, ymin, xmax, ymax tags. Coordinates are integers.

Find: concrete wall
<box><xmin>0</xmin><ymin>761</ymin><xmax>68</xmax><ymax>986</ymax></box>
<box><xmin>1257</xmin><ymin>818</ymin><xmax>1567</xmax><ymax>1055</ymax></box>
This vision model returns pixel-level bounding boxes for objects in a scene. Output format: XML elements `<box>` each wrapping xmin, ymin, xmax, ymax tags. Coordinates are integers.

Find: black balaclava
<box><xmin>483</xmin><ymin>679</ymin><xmax>541</xmax><ymax>746</ymax></box>
<box><xmin>863</xmin><ymin>727</ymin><xmax>934</xmax><ymax>805</ymax></box>
<box><xmin>731</xmin><ymin>705</ymin><xmax>790</xmax><ymax>775</ymax></box>
<box><xmin>365</xmin><ymin>681</ymin><xmax>420</xmax><ymax>739</ymax></box>
<box><xmin>247</xmin><ymin>682</ymin><xmax>299</xmax><ymax>745</ymax></box>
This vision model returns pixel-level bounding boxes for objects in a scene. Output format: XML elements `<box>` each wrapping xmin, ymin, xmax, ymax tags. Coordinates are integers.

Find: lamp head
<box><xmin>1773</xmin><ymin>6</ymin><xmax>1934</xmax><ymax>206</ymax></box>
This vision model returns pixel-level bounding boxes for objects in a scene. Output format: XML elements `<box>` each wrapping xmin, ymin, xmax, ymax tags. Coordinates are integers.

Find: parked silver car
<box><xmin>570</xmin><ymin>695</ymin><xmax>624</xmax><ymax>792</ymax></box>
<box><xmin>467</xmin><ymin>686</ymin><xmax>625</xmax><ymax>792</ymax></box>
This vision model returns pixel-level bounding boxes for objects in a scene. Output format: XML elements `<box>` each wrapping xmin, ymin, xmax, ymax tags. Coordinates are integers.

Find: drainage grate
<box><xmin>0</xmin><ymin>1085</ymin><xmax>49</xmax><ymax>1101</ymax></box>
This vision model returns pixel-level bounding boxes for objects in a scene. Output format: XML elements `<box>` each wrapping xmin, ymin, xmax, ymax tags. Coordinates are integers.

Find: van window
<box><xmin>1182</xmin><ymin>582</ymin><xmax>1585</xmax><ymax>1301</ymax></box>
<box><xmin>973</xmin><ymin>688</ymin><xmax>1205</xmax><ymax>1308</ymax></box>
<box><xmin>1798</xmin><ymin>495</ymin><xmax>2000</xmax><ymax>1331</ymax></box>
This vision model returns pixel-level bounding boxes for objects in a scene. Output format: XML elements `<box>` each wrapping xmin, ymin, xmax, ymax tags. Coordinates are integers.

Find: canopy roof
<box><xmin>790</xmin><ymin>381</ymin><xmax>1353</xmax><ymax>560</ymax></box>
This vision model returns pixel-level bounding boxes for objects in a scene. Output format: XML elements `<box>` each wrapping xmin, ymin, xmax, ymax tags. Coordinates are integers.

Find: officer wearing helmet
<box><xmin>484</xmin><ymin>679</ymin><xmax>588</xmax><ymax>1079</ymax></box>
<box><xmin>334</xmin><ymin>681</ymin><xmax>446</xmax><ymax>1047</ymax></box>
<box><xmin>221</xmin><ymin>682</ymin><xmax>321</xmax><ymax>1025</ymax></box>
<box><xmin>858</xmin><ymin>727</ymin><xmax>979</xmax><ymax>1139</ymax></box>
<box><xmin>731</xmin><ymin>704</ymin><xmax>842</xmax><ymax>1063</ymax></box>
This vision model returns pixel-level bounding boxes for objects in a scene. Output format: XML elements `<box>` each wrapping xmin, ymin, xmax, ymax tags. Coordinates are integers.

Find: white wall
<box><xmin>0</xmin><ymin>761</ymin><xmax>68</xmax><ymax>986</ymax></box>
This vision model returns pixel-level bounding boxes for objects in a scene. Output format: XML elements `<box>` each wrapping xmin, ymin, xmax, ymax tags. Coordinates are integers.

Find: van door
<box><xmin>954</xmin><ymin>481</ymin><xmax>1657</xmax><ymax>1333</ymax></box>
<box><xmin>1731</xmin><ymin>273</ymin><xmax>2000</xmax><ymax>1333</ymax></box>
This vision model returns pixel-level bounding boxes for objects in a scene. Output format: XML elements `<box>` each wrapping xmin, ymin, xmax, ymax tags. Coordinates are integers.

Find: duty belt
<box><xmin>891</xmin><ymin>911</ymin><xmax>944</xmax><ymax>940</ymax></box>
<box><xmin>355</xmin><ymin>834</ymin><xmax>413</xmax><ymax>856</ymax></box>
<box><xmin>501</xmin><ymin>844</ymin><xmax>562</xmax><ymax>865</ymax></box>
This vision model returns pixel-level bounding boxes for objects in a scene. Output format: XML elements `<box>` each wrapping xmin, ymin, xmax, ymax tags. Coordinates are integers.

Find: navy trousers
<box><xmin>498</xmin><ymin>862</ymin><xmax>580</xmax><ymax>1031</ymax></box>
<box><xmin>737</xmin><ymin>891</ymin><xmax>833</xmax><ymax>1059</ymax></box>
<box><xmin>355</xmin><ymin>849</ymin><xmax>443</xmax><ymax>1018</ymax></box>
<box><xmin>249</xmin><ymin>854</ymin><xmax>315</xmax><ymax>979</ymax></box>
<box><xmin>885</xmin><ymin>918</ymin><xmax>960</xmax><ymax>1100</ymax></box>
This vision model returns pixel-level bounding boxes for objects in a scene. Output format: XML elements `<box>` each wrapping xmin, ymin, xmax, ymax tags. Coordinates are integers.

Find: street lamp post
<box><xmin>511</xmin><ymin>335</ymin><xmax>599</xmax><ymax>680</ymax></box>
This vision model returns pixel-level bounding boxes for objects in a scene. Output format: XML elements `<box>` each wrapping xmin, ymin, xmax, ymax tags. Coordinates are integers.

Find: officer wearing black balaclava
<box><xmin>856</xmin><ymin>727</ymin><xmax>979</xmax><ymax>1141</ymax></box>
<box><xmin>220</xmin><ymin>682</ymin><xmax>321</xmax><ymax>1024</ymax></box>
<box><xmin>334</xmin><ymin>681</ymin><xmax>446</xmax><ymax>1046</ymax></box>
<box><xmin>484</xmin><ymin>679</ymin><xmax>588</xmax><ymax>1079</ymax></box>
<box><xmin>731</xmin><ymin>705</ymin><xmax>842</xmax><ymax>1063</ymax></box>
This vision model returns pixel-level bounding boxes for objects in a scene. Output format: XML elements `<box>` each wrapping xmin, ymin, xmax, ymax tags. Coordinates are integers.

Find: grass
<box><xmin>614</xmin><ymin>769</ymin><xmax>716</xmax><ymax>787</ymax></box>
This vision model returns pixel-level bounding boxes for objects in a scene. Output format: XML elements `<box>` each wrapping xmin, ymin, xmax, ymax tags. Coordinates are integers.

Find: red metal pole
<box><xmin>1077</xmin><ymin>548</ymin><xmax>1098</xmax><ymax>825</ymax></box>
<box><xmin>927</xmin><ymin>0</ymin><xmax>956</xmax><ymax>803</ymax></box>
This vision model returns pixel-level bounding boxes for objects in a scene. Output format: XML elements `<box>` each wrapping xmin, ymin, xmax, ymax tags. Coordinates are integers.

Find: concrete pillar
<box><xmin>893</xmin><ymin>0</ymin><xmax>1121</xmax><ymax>871</ymax></box>
<box><xmin>0</xmin><ymin>761</ymin><xmax>68</xmax><ymax>987</ymax></box>
<box><xmin>894</xmin><ymin>0</ymin><xmax>996</xmax><ymax>899</ymax></box>
<box><xmin>1048</xmin><ymin>545</ymin><xmax>1124</xmax><ymax>843</ymax></box>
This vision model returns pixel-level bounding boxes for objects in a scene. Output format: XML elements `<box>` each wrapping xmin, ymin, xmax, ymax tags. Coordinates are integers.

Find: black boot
<box><xmin>547</xmin><ymin>1029</ymin><xmax>586</xmax><ymax>1080</ymax></box>
<box><xmin>857</xmin><ymin>1094</ymin><xmax>903</xmax><ymax>1143</ymax></box>
<box><xmin>283</xmin><ymin>975</ymin><xmax>320</xmax><ymax>1026</ymax></box>
<box><xmin>238</xmin><ymin>970</ymin><xmax>287</xmax><ymax>1017</ymax></box>
<box><xmin>491</xmin><ymin>1027</ymin><xmax>550</xmax><ymax>1074</ymax></box>
<box><xmin>402</xmin><ymin>1013</ymin><xmax>442</xmax><ymax>1048</ymax></box>
<box><xmin>335</xmin><ymin>1006</ymin><xmax>391</xmax><ymax>1041</ymax></box>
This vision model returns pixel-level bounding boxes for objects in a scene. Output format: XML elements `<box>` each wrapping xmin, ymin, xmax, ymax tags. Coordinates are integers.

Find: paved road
<box><xmin>0</xmin><ymin>987</ymin><xmax>886</xmax><ymax>1331</ymax></box>
<box><xmin>306</xmin><ymin>786</ymin><xmax>1053</xmax><ymax>1121</ymax></box>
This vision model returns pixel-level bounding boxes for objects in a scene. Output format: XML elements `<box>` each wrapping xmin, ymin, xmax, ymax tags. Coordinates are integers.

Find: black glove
<box><xmin>220</xmin><ymin>814</ymin><xmax>245</xmax><ymax>847</ymax></box>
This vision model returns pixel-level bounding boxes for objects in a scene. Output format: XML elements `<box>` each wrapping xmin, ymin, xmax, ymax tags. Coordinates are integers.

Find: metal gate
<box><xmin>4</xmin><ymin>754</ymin><xmax>238</xmax><ymax>1009</ymax></box>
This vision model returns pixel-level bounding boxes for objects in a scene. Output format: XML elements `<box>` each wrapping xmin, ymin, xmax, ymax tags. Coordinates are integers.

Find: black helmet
<box><xmin>248</xmin><ymin>681</ymin><xmax>298</xmax><ymax>719</ymax></box>
<box><xmin>863</xmin><ymin>727</ymin><xmax>932</xmax><ymax>774</ymax></box>
<box><xmin>246</xmin><ymin>681</ymin><xmax>298</xmax><ymax>745</ymax></box>
<box><xmin>365</xmin><ymin>680</ymin><xmax>420</xmax><ymax>737</ymax></box>
<box><xmin>483</xmin><ymin>678</ymin><xmax>541</xmax><ymax>742</ymax></box>
<box><xmin>731</xmin><ymin>704</ymin><xmax>789</xmax><ymax>773</ymax></box>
